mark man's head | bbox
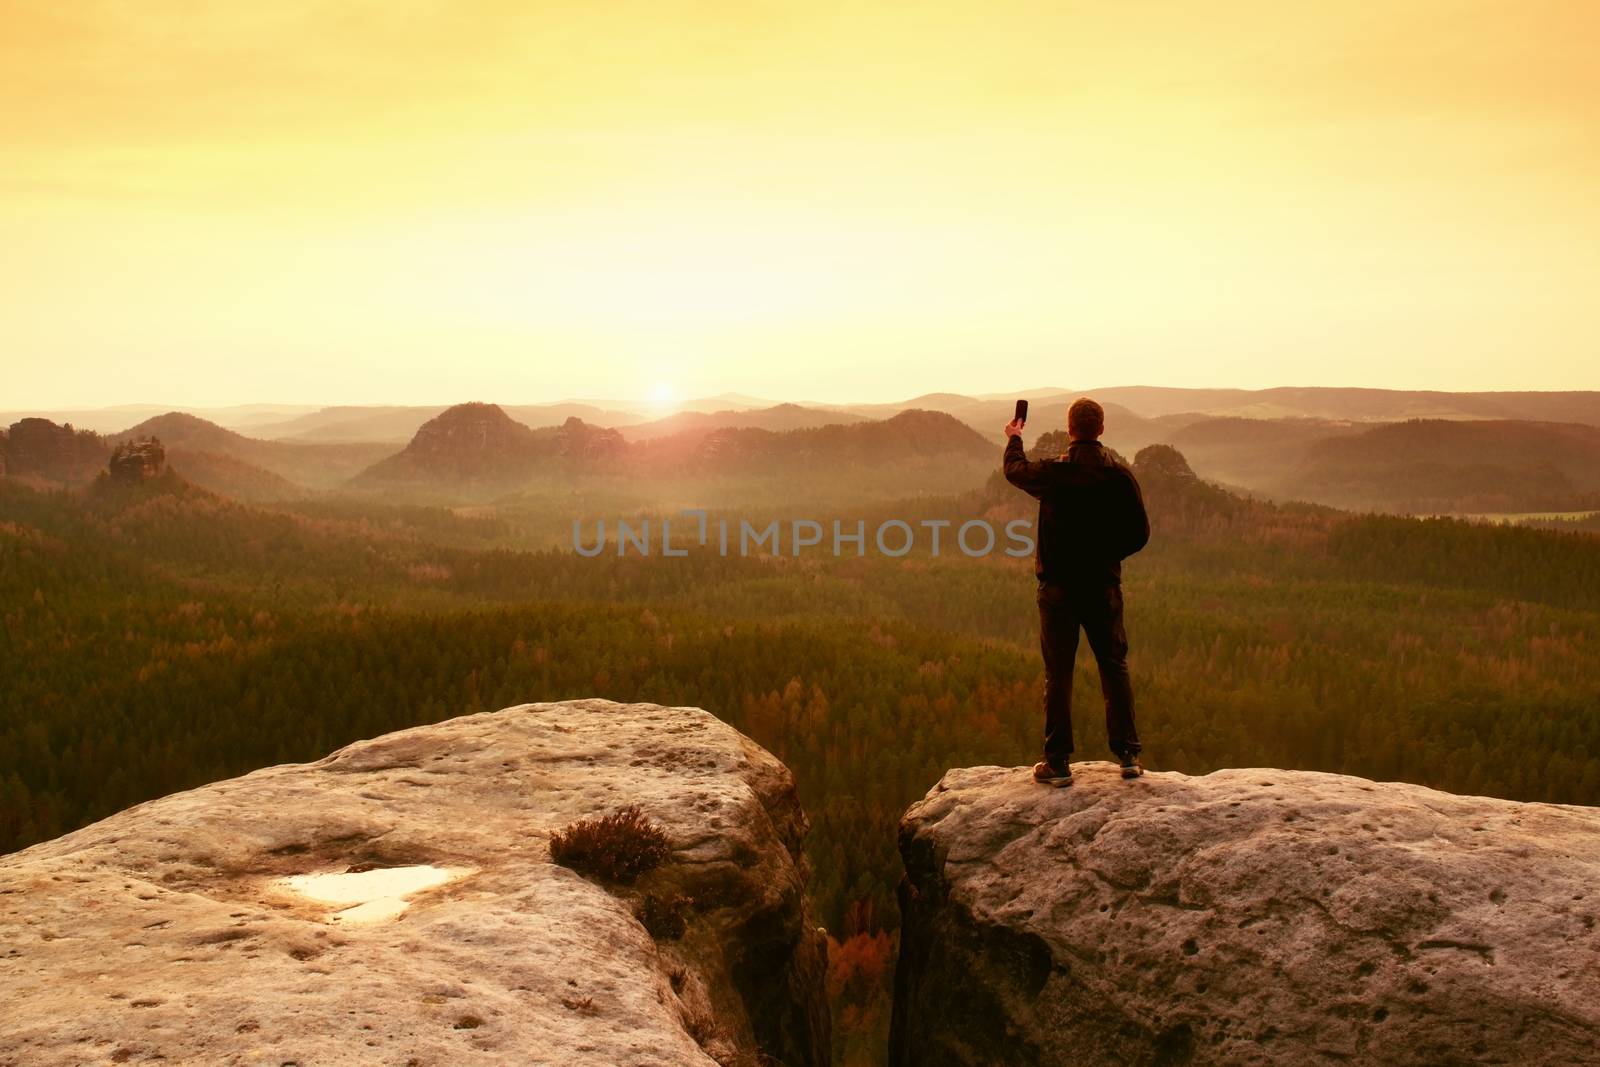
[1067,397,1105,441]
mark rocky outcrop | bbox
[891,762,1600,1067]
[556,416,627,462]
[0,700,830,1066]
[352,402,549,486]
[108,437,167,483]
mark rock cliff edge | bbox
[0,699,830,1066]
[891,762,1600,1066]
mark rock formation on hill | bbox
[891,762,1600,1067]
[351,402,552,486]
[108,437,167,483]
[405,402,539,462]
[556,415,627,461]
[0,700,830,1066]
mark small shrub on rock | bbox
[636,892,694,940]
[548,804,670,883]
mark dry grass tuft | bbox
[548,804,670,884]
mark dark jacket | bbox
[1003,436,1150,585]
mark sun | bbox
[648,382,678,412]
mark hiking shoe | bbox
[1119,752,1144,779]
[1032,760,1073,788]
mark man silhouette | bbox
[1003,397,1149,786]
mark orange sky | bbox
[4,1,1597,407]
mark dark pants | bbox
[1037,579,1139,763]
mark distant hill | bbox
[0,415,302,501]
[159,450,307,502]
[0,404,320,436]
[503,404,646,432]
[1131,443,1248,524]
[1278,419,1600,513]
[246,406,448,443]
[825,392,1166,454]
[354,404,1002,502]
[203,404,326,429]
[1162,417,1368,489]
[2,418,107,486]
[351,402,551,486]
[0,414,298,500]
[0,406,177,435]
[902,392,982,409]
[346,403,636,488]
[251,402,645,442]
[830,393,978,419]
[643,408,992,470]
[620,403,869,442]
[794,408,993,459]
[1085,386,1600,426]
[626,408,999,501]
[24,387,1600,440]
[111,411,258,455]
[667,392,774,413]
[109,412,393,491]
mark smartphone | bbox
[1014,398,1028,425]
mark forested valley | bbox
[4,459,1599,1065]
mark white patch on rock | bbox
[277,864,470,924]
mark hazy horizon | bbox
[10,381,1600,421]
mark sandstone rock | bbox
[556,416,627,462]
[0,700,829,1066]
[353,402,546,487]
[109,437,167,483]
[891,762,1600,1066]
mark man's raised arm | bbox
[1001,419,1050,499]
